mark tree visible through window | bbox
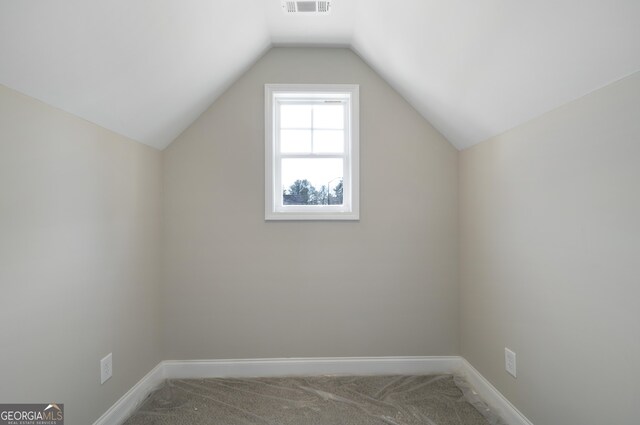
[283,178,344,205]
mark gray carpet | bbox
[124,375,501,425]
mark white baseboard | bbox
[92,362,165,425]
[163,356,461,379]
[459,359,534,425]
[93,356,534,425]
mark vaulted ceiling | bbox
[1,0,639,150]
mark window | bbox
[265,84,359,220]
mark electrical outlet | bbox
[100,353,112,384]
[505,347,516,378]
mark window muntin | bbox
[265,84,359,220]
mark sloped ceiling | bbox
[1,1,639,150]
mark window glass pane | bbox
[313,130,344,153]
[281,158,344,205]
[313,104,344,129]
[280,130,311,153]
[280,104,311,128]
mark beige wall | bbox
[0,85,162,424]
[459,72,640,425]
[162,47,459,359]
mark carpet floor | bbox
[123,374,501,425]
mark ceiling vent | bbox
[281,1,332,14]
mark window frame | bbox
[265,84,359,221]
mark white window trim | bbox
[265,84,359,221]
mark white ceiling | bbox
[1,0,639,150]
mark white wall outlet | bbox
[100,353,113,384]
[505,347,517,378]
